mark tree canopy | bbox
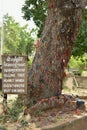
[1,14,34,56]
[22,0,47,37]
[22,0,87,56]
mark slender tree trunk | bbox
[27,0,85,107]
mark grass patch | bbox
[8,100,23,122]
[0,98,23,123]
[63,85,70,91]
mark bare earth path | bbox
[0,88,87,130]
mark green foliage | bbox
[0,115,5,124]
[28,56,33,68]
[3,14,20,54]
[0,126,7,130]
[22,0,47,37]
[17,27,34,56]
[1,14,34,56]
[0,98,23,123]
[73,9,87,56]
[8,100,23,122]
[69,56,87,72]
[21,120,28,126]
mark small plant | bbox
[0,126,7,130]
[0,115,7,124]
[8,99,23,122]
[21,120,28,126]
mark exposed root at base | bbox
[26,94,86,115]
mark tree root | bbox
[28,94,78,115]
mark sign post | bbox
[2,55,28,113]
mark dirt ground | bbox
[0,88,87,130]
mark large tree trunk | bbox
[27,0,85,107]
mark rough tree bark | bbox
[26,0,86,107]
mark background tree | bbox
[22,0,87,56]
[21,0,86,107]
[69,56,87,73]
[72,9,87,56]
[1,14,34,56]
